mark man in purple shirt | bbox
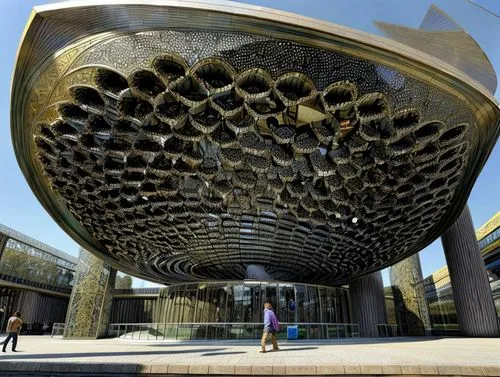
[260,300,280,353]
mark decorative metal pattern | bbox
[31,31,477,285]
[11,1,500,286]
[389,254,431,336]
[64,248,116,338]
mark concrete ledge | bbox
[168,364,190,374]
[189,364,210,374]
[483,367,500,376]
[101,363,124,373]
[420,366,439,375]
[285,365,317,375]
[230,364,249,375]
[209,364,236,375]
[273,365,286,375]
[381,365,402,375]
[251,364,273,375]
[0,361,498,376]
[401,365,421,374]
[150,364,168,374]
[316,365,346,375]
[361,365,384,374]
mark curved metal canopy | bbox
[10,0,499,285]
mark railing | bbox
[114,287,161,295]
[376,324,399,337]
[51,323,65,337]
[108,322,360,340]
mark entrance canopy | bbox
[11,1,500,285]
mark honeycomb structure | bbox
[32,32,473,285]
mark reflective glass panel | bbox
[278,283,296,323]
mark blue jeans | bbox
[2,332,18,351]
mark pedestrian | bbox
[260,300,280,353]
[1,311,23,352]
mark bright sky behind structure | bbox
[0,0,498,288]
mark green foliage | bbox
[115,274,133,289]
[0,247,60,285]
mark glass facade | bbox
[156,281,350,325]
[423,266,500,332]
[110,280,356,340]
[0,238,76,292]
[423,274,459,332]
[0,225,77,331]
[110,280,354,340]
[420,253,500,334]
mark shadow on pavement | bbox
[0,347,226,360]
[201,351,247,356]
[145,336,446,347]
[276,346,319,352]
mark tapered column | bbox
[441,205,500,337]
[349,270,387,337]
[389,253,431,335]
[64,248,116,338]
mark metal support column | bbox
[441,205,500,337]
[349,270,387,337]
[63,248,116,339]
[389,253,432,335]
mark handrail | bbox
[163,280,349,292]
[110,322,358,326]
[108,322,360,340]
[114,288,161,295]
[51,323,65,337]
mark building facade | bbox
[423,212,500,331]
[0,224,77,333]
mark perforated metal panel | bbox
[11,2,500,286]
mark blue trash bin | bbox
[287,325,298,339]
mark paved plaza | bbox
[0,336,499,375]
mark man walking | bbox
[260,300,280,353]
[1,311,23,352]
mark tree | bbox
[0,247,60,286]
[115,274,133,289]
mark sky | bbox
[0,0,498,287]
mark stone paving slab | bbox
[0,336,499,375]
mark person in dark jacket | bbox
[260,300,279,353]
